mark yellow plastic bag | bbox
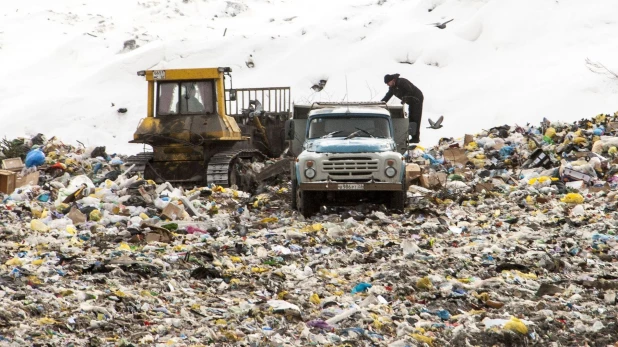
[117,243,132,252]
[251,267,269,273]
[416,277,433,290]
[561,193,584,204]
[465,142,478,151]
[310,293,321,305]
[504,317,528,334]
[5,258,23,266]
[89,210,102,222]
[30,219,49,232]
[37,317,59,325]
[544,127,556,138]
[528,176,549,185]
[412,334,435,346]
[66,225,77,235]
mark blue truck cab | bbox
[285,102,414,217]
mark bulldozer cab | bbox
[128,67,292,187]
[132,67,243,144]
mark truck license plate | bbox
[338,183,364,190]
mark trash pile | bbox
[1,112,618,346]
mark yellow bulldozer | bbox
[126,67,291,191]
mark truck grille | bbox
[322,157,379,176]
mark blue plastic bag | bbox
[351,282,372,294]
[25,149,45,168]
[423,153,444,165]
[499,146,514,158]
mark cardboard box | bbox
[0,170,16,194]
[419,172,447,189]
[475,182,494,193]
[141,223,175,243]
[161,202,185,220]
[2,158,24,170]
[464,134,474,146]
[565,181,585,191]
[405,163,422,186]
[1,157,41,193]
[67,206,87,225]
[562,168,594,184]
[589,182,610,193]
[16,171,40,187]
[443,148,468,166]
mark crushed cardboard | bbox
[443,148,468,166]
[161,202,185,220]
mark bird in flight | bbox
[427,116,444,129]
[429,19,454,29]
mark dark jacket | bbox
[381,76,423,104]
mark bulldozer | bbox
[126,67,291,191]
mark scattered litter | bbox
[1,112,618,345]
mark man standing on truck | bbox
[381,73,424,143]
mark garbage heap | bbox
[0,113,618,347]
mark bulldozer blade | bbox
[256,158,292,182]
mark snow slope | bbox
[1,0,617,154]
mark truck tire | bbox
[291,179,297,209]
[390,190,406,213]
[299,190,318,218]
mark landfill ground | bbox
[2,114,618,347]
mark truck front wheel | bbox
[390,190,406,213]
[291,179,297,209]
[299,190,318,218]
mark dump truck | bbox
[126,67,291,191]
[285,102,416,217]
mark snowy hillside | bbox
[1,0,617,155]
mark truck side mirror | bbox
[229,89,237,101]
[285,119,295,140]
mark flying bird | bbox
[429,19,454,29]
[427,116,444,129]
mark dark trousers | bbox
[408,96,424,142]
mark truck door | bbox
[392,118,411,154]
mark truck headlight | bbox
[385,166,397,178]
[305,168,316,179]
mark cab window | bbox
[157,80,216,116]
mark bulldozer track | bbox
[125,150,273,189]
[124,152,154,177]
[206,149,267,188]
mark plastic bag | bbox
[561,193,584,204]
[25,148,45,168]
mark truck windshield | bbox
[308,116,391,139]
